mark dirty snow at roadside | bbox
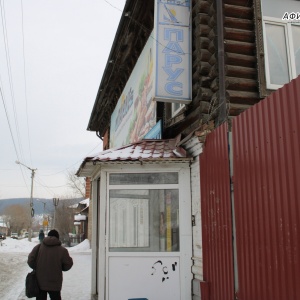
[0,237,91,300]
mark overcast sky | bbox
[0,0,126,200]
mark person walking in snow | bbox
[38,229,45,243]
[27,229,73,300]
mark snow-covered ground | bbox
[0,237,91,300]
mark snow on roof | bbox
[79,198,89,206]
[91,139,190,162]
[68,198,89,209]
[69,203,78,208]
[77,139,192,177]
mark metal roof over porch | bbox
[77,139,193,177]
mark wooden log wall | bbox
[165,0,262,139]
[223,0,260,116]
[88,0,154,135]
[165,0,216,138]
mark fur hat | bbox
[48,229,59,239]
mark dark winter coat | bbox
[27,236,73,291]
[38,231,45,241]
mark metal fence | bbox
[200,76,300,300]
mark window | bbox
[292,24,300,75]
[171,102,185,117]
[108,173,180,252]
[263,18,300,89]
[110,172,178,185]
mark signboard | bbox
[110,35,156,148]
[144,120,162,139]
[154,0,191,103]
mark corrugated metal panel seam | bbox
[232,76,300,300]
[200,123,235,300]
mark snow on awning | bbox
[79,198,89,206]
[68,198,89,209]
[77,139,192,177]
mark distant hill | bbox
[0,198,82,215]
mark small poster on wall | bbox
[109,198,149,248]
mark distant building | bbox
[0,217,8,235]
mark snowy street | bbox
[0,251,28,299]
[0,237,91,300]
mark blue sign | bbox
[144,120,162,139]
[154,0,191,104]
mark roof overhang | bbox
[87,0,154,136]
[77,139,193,178]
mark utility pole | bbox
[53,198,59,229]
[15,160,37,242]
[36,199,47,233]
[43,202,46,232]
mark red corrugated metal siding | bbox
[200,123,234,300]
[232,76,300,300]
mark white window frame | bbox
[263,17,300,90]
[171,102,185,117]
[96,164,192,300]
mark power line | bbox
[33,176,54,197]
[0,0,27,165]
[0,84,19,160]
[104,0,192,55]
[0,82,29,193]
[38,142,102,177]
[20,0,33,165]
[0,0,30,194]
[35,176,69,189]
[103,0,123,12]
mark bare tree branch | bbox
[66,169,85,198]
[3,204,31,234]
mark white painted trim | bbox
[107,252,182,257]
[108,184,179,190]
[91,179,99,296]
[288,23,300,77]
[172,102,185,117]
[102,164,192,299]
[100,163,189,173]
[262,16,300,89]
[178,167,193,299]
[190,156,203,281]
[98,171,107,300]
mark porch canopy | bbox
[77,139,192,177]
